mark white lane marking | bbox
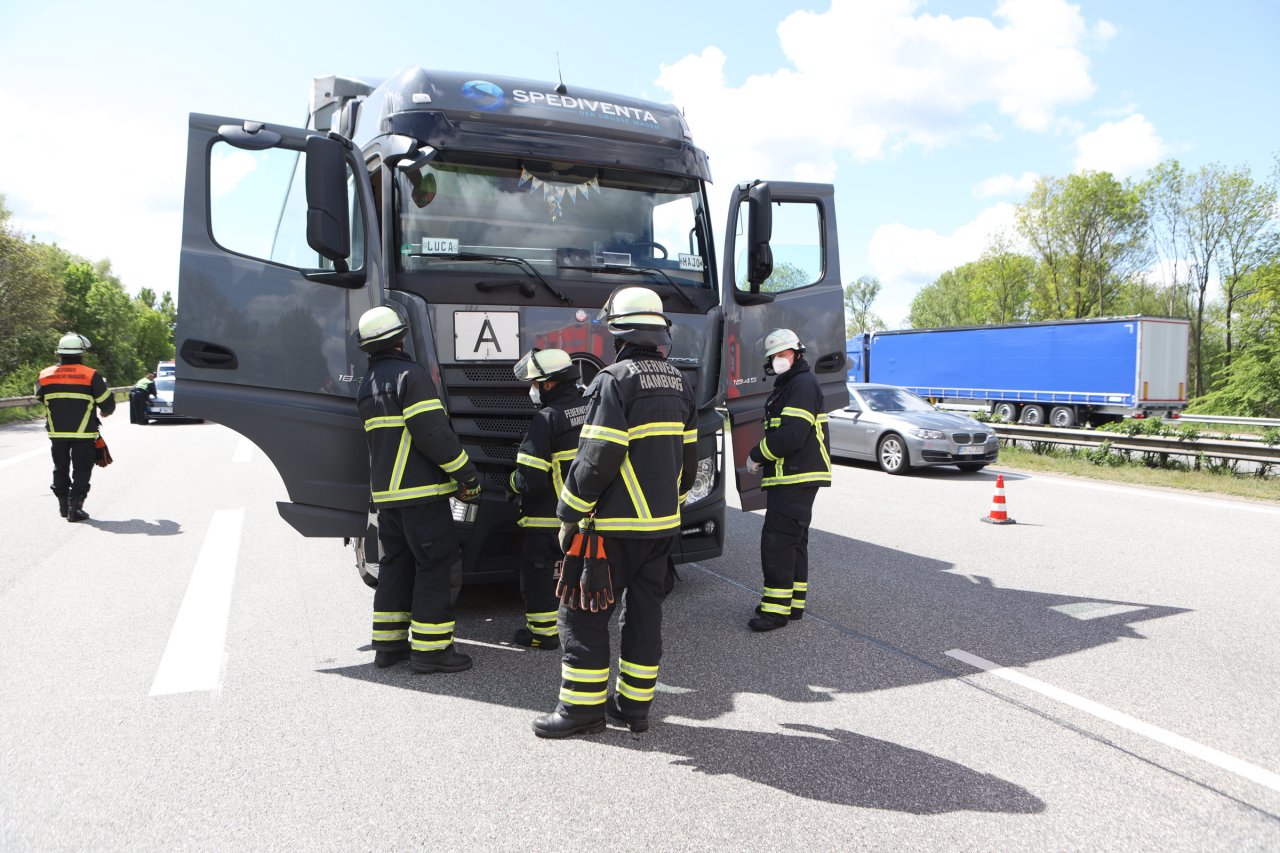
[1000,471,1280,516]
[946,649,1280,795]
[232,437,254,463]
[454,637,525,652]
[150,509,245,696]
[0,447,46,470]
[1050,602,1147,620]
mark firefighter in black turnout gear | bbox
[745,329,832,631]
[36,333,115,522]
[355,306,482,674]
[508,348,586,650]
[532,287,698,739]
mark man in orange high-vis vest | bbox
[35,333,116,522]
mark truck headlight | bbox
[683,456,717,506]
[910,428,946,440]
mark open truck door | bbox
[175,114,381,537]
[720,181,848,511]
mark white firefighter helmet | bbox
[55,333,91,355]
[762,328,804,358]
[514,348,578,383]
[357,305,408,350]
[597,286,670,329]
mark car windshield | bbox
[857,387,935,413]
[155,376,175,394]
[396,156,710,289]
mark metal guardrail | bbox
[991,423,1280,467]
[0,387,131,411]
[1174,414,1280,428]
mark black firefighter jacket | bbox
[509,381,588,529]
[557,348,698,537]
[35,358,115,440]
[357,351,478,507]
[747,357,832,489]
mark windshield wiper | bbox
[415,252,571,304]
[559,264,699,312]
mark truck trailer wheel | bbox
[877,434,911,475]
[1019,404,1046,425]
[993,402,1018,422]
[1049,406,1076,428]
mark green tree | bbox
[0,196,60,376]
[908,264,982,327]
[1215,165,1279,369]
[843,275,886,336]
[972,235,1034,323]
[1189,263,1280,416]
[757,261,812,294]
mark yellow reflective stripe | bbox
[766,418,781,428]
[363,416,405,430]
[528,624,559,636]
[95,388,112,403]
[388,429,412,493]
[517,517,560,528]
[526,611,559,623]
[43,392,94,402]
[581,424,629,446]
[762,472,832,487]
[759,438,777,462]
[562,665,609,682]
[559,688,606,705]
[374,611,411,622]
[620,457,650,519]
[47,431,98,439]
[440,451,470,473]
[372,482,459,502]
[372,630,408,641]
[817,413,829,423]
[517,452,552,471]
[509,470,518,491]
[627,421,684,440]
[403,399,445,419]
[683,428,697,444]
[817,421,832,471]
[763,587,792,598]
[412,638,452,651]
[552,449,577,462]
[792,582,809,592]
[792,599,807,610]
[619,660,658,678]
[560,487,595,513]
[591,514,681,532]
[760,602,791,615]
[781,406,816,424]
[679,492,690,504]
[412,620,455,633]
[616,680,656,701]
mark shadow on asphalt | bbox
[319,506,1188,815]
[82,517,182,536]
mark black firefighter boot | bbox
[53,490,69,519]
[531,709,606,739]
[66,498,89,523]
[605,695,650,734]
[410,645,473,674]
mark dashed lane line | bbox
[0,447,46,470]
[947,648,1280,795]
[150,508,245,697]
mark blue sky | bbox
[1,0,1276,326]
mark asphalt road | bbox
[1,416,1278,850]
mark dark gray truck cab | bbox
[176,67,847,583]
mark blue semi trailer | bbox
[846,316,1191,427]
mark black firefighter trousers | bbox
[371,500,460,657]
[50,438,96,503]
[759,485,819,618]
[558,535,672,719]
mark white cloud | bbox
[0,88,186,296]
[974,171,1040,199]
[867,203,1020,325]
[1073,114,1166,176]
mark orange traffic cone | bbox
[981,474,1016,525]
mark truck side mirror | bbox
[746,182,773,289]
[305,135,351,269]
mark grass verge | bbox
[997,444,1280,504]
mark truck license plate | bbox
[959,445,984,455]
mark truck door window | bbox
[208,140,365,272]
[734,200,822,293]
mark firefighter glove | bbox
[558,520,579,554]
[457,478,482,503]
[94,438,113,468]
[579,531,614,613]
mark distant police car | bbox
[827,383,999,475]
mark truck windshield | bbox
[396,157,710,289]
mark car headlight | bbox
[683,456,717,505]
[910,428,946,440]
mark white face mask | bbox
[772,355,792,376]
[529,385,542,405]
